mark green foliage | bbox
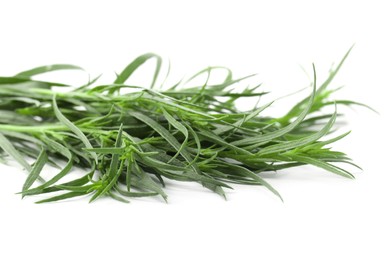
[0,49,367,203]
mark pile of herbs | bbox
[0,50,365,203]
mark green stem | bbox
[31,88,102,101]
[0,124,66,133]
[0,124,108,135]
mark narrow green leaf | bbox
[98,160,125,200]
[114,53,162,89]
[318,45,354,93]
[232,66,317,147]
[197,129,252,155]
[22,148,47,193]
[161,107,189,163]
[131,160,168,201]
[216,163,283,201]
[16,64,83,78]
[258,108,337,155]
[115,186,159,198]
[0,130,44,146]
[107,124,123,179]
[83,147,125,155]
[289,154,355,179]
[0,76,68,87]
[40,163,96,194]
[108,192,129,203]
[283,46,353,120]
[301,131,351,151]
[126,158,132,191]
[0,110,38,125]
[203,182,226,199]
[54,184,94,192]
[41,135,72,159]
[22,157,73,196]
[36,191,88,204]
[214,101,273,135]
[136,155,186,172]
[52,95,97,163]
[0,133,31,171]
[130,111,201,175]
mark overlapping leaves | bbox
[0,48,365,203]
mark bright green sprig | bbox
[0,49,366,203]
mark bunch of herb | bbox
[0,49,367,203]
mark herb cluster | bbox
[0,49,365,203]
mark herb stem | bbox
[0,124,107,135]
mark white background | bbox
[1,1,389,259]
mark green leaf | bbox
[115,186,159,198]
[258,108,337,155]
[197,129,252,155]
[0,130,43,146]
[52,95,97,163]
[40,164,96,194]
[216,162,283,201]
[16,64,83,78]
[20,136,74,196]
[89,125,125,202]
[283,46,353,120]
[126,158,132,191]
[161,107,189,163]
[83,147,125,155]
[0,133,31,171]
[232,66,317,147]
[301,131,351,151]
[101,125,124,182]
[136,155,186,172]
[90,160,125,203]
[131,160,168,201]
[22,156,73,196]
[36,191,88,204]
[22,148,48,193]
[0,76,68,87]
[214,101,273,135]
[41,135,72,159]
[0,110,38,125]
[108,192,129,203]
[203,182,226,199]
[114,53,162,89]
[318,45,354,93]
[130,110,201,175]
[289,154,355,179]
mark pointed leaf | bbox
[22,148,47,193]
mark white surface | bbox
[1,1,389,260]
